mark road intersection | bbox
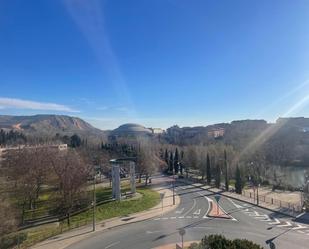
[67,178,309,249]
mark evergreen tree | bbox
[70,134,81,148]
[224,150,229,191]
[215,163,221,188]
[206,153,211,185]
[174,148,179,174]
[169,151,174,172]
[180,150,184,160]
[0,129,27,145]
[235,166,242,194]
[180,150,184,175]
[164,149,169,165]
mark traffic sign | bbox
[179,228,186,236]
[160,192,165,200]
[176,244,182,249]
[215,194,221,203]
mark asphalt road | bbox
[67,179,309,249]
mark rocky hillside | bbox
[0,114,107,142]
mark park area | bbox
[0,184,160,249]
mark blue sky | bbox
[1,0,309,129]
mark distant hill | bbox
[0,114,107,142]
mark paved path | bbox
[31,176,180,249]
[65,178,309,249]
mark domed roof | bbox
[112,123,152,135]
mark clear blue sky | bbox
[1,0,309,129]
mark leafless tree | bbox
[0,192,18,235]
[136,139,164,185]
[1,147,51,223]
[48,149,91,223]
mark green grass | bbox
[9,187,160,249]
[229,179,236,186]
[67,187,160,227]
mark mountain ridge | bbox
[0,114,107,142]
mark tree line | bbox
[161,144,246,194]
[0,129,27,146]
[0,147,93,232]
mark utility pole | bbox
[249,161,260,206]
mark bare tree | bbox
[0,192,18,236]
[136,140,163,185]
[2,147,51,223]
[48,149,91,224]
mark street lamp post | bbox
[92,167,96,232]
[256,183,259,206]
[172,155,175,205]
[250,162,260,206]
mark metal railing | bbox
[241,189,302,214]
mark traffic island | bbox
[207,199,232,219]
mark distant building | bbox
[207,128,225,138]
[150,128,164,134]
[110,123,152,137]
[0,144,68,158]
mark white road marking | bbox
[227,198,243,209]
[278,221,292,228]
[170,216,176,219]
[175,208,184,214]
[105,241,120,249]
[195,192,211,218]
[291,224,308,230]
[193,209,201,215]
[181,198,197,218]
[146,230,161,234]
[254,214,272,222]
[268,218,280,225]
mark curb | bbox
[207,201,232,220]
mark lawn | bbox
[2,186,160,249]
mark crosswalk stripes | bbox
[236,203,309,235]
[268,218,280,225]
[291,224,307,230]
[277,221,292,228]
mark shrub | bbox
[188,234,263,249]
[0,232,27,249]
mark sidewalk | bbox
[31,186,180,249]
[153,241,198,249]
